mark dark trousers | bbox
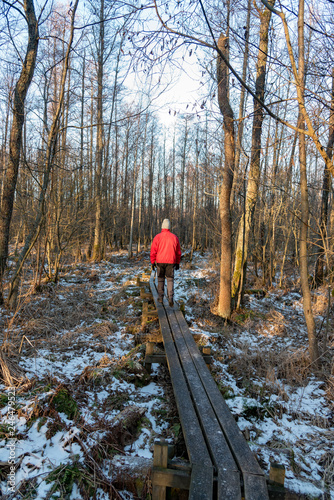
[157,263,174,300]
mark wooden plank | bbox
[244,473,270,500]
[144,342,155,373]
[174,308,264,475]
[134,332,206,345]
[153,440,168,468]
[142,302,148,326]
[149,275,214,485]
[140,288,153,299]
[189,464,213,500]
[145,353,211,364]
[269,463,285,486]
[173,308,269,499]
[217,469,242,500]
[152,467,191,490]
[152,441,168,500]
[164,302,241,500]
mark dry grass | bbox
[6,288,99,343]
[77,354,113,383]
[87,322,119,338]
[0,350,28,387]
[227,341,313,389]
[263,309,287,336]
[320,451,334,490]
[312,287,331,316]
[326,376,334,411]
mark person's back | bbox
[150,219,181,306]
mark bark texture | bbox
[297,0,320,365]
[0,0,39,299]
[216,34,235,319]
[231,0,274,301]
[315,68,334,284]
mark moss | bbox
[135,477,145,497]
[231,249,244,298]
[172,423,181,437]
[232,308,265,325]
[46,460,95,499]
[51,387,79,420]
[0,423,13,439]
[0,394,8,408]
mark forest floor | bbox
[0,250,333,500]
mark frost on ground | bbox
[0,250,333,499]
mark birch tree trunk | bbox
[0,0,39,303]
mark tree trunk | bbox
[231,0,274,301]
[0,0,39,302]
[231,0,251,209]
[297,0,320,366]
[93,0,105,261]
[314,68,334,284]
[7,0,79,308]
[216,33,235,320]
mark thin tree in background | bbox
[297,0,320,365]
[315,69,334,284]
[92,0,105,261]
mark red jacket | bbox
[150,229,181,265]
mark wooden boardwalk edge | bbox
[149,274,214,499]
[149,272,270,500]
[173,306,265,477]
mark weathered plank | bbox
[152,468,191,490]
[165,302,241,500]
[189,464,214,500]
[150,272,269,500]
[144,353,211,365]
[244,473,270,500]
[173,307,269,499]
[152,440,169,500]
[149,274,214,498]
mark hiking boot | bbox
[158,297,163,304]
[168,299,174,307]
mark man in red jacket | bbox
[150,219,181,307]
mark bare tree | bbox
[315,69,334,284]
[231,0,274,303]
[7,0,80,308]
[0,0,39,303]
[216,31,235,319]
[298,0,320,365]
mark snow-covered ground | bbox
[0,250,333,499]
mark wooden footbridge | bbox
[142,272,270,500]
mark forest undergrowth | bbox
[0,249,333,499]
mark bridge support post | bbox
[202,346,211,369]
[152,439,168,500]
[145,342,155,373]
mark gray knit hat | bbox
[162,219,171,230]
